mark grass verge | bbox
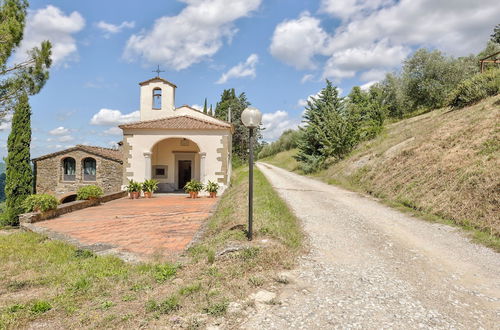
[0,166,302,329]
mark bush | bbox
[448,69,500,109]
[125,180,142,192]
[77,185,103,200]
[22,194,59,212]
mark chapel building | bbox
[119,76,233,193]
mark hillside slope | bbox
[263,95,500,238]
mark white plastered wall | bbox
[140,81,176,121]
[123,129,231,193]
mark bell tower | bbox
[139,68,176,121]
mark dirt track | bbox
[241,163,500,329]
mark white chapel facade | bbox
[119,76,233,193]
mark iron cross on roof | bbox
[152,65,165,78]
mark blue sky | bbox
[0,0,498,159]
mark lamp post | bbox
[241,106,263,241]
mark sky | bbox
[0,0,498,159]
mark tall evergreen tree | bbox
[203,98,207,114]
[214,88,262,160]
[208,104,213,116]
[3,92,32,225]
[295,80,357,172]
[0,172,6,202]
[491,24,500,44]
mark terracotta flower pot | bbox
[209,192,217,198]
[188,191,194,199]
[193,191,199,198]
[131,191,140,199]
[144,191,152,198]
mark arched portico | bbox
[145,137,205,192]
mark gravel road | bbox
[241,163,500,329]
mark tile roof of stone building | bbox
[32,145,123,163]
[118,115,233,131]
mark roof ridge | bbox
[119,114,232,129]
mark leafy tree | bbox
[346,86,386,141]
[3,92,32,225]
[215,88,262,160]
[0,172,6,202]
[491,24,500,44]
[295,80,357,172]
[0,0,52,118]
[203,98,207,114]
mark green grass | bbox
[0,166,303,329]
[260,149,300,173]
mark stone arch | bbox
[147,137,202,192]
[60,193,77,204]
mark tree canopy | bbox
[0,0,52,118]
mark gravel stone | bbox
[239,163,500,329]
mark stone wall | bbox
[35,150,123,200]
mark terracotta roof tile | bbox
[33,145,123,163]
[118,115,232,130]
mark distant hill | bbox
[0,162,5,174]
[262,95,500,239]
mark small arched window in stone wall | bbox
[83,157,96,181]
[153,88,162,109]
[62,157,76,181]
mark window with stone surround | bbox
[83,157,96,181]
[62,157,76,181]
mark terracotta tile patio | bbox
[31,195,218,260]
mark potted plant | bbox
[22,194,59,213]
[77,185,103,201]
[126,180,142,199]
[142,179,159,198]
[205,180,219,198]
[184,180,203,198]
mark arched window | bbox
[153,88,162,109]
[62,157,76,181]
[82,157,96,181]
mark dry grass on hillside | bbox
[323,95,500,236]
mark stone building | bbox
[32,145,123,202]
[119,76,233,192]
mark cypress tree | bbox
[203,98,207,114]
[3,92,32,225]
[208,104,213,116]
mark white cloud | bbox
[270,12,330,70]
[216,54,258,84]
[96,20,135,38]
[360,69,387,82]
[123,0,261,70]
[90,109,140,126]
[297,91,321,108]
[301,74,314,84]
[191,104,203,111]
[323,40,410,81]
[320,0,394,21]
[262,110,299,141]
[15,5,85,65]
[271,0,500,82]
[0,113,13,131]
[103,127,123,135]
[57,135,74,142]
[49,126,69,135]
[360,80,378,91]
